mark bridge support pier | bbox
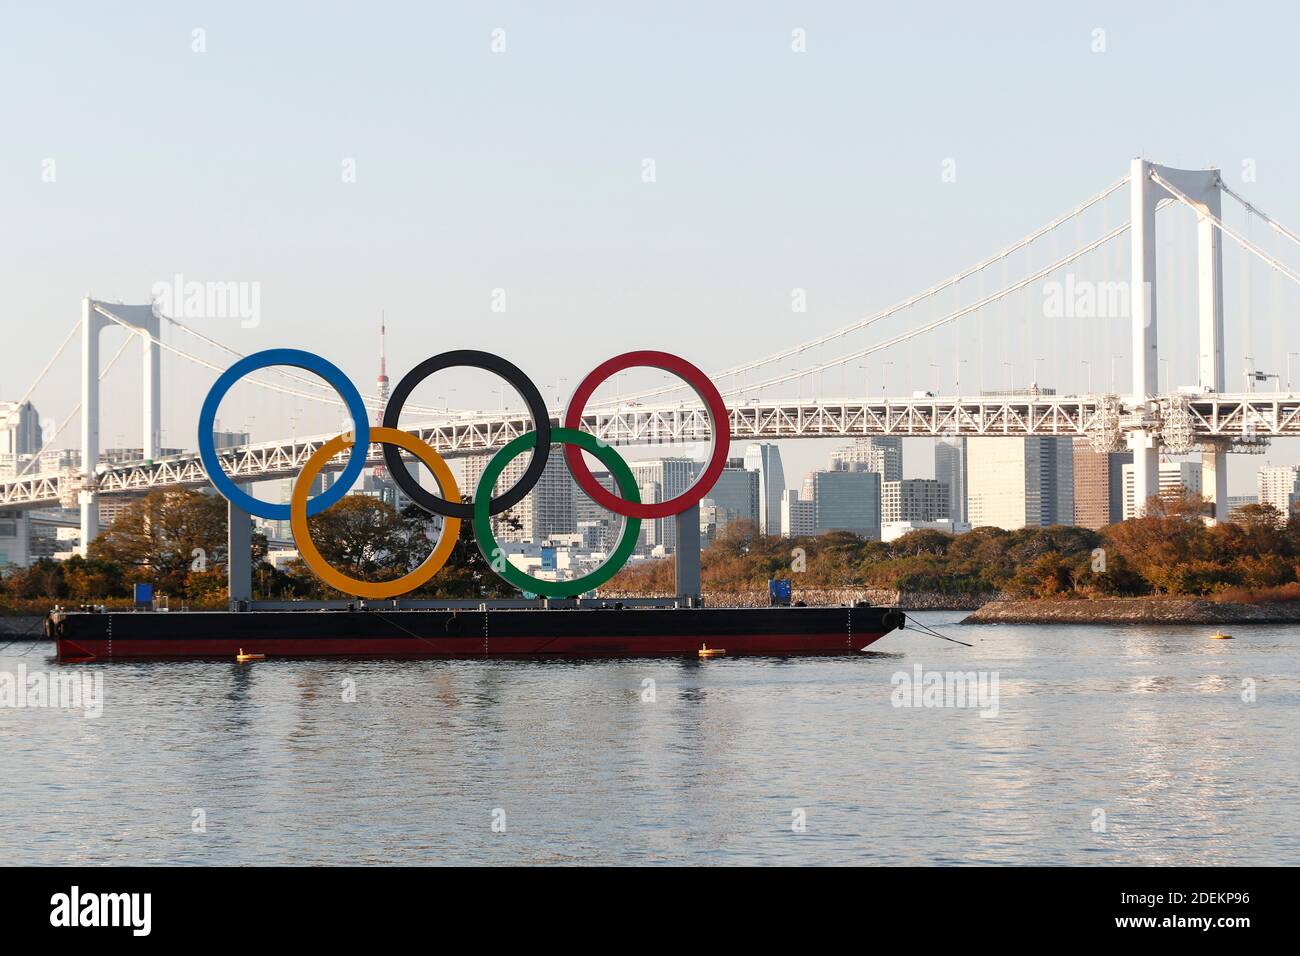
[1202,448,1227,522]
[675,504,701,605]
[228,498,252,610]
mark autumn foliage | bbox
[611,493,1300,601]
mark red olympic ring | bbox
[564,350,731,520]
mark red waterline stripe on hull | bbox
[58,631,890,661]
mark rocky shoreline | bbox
[963,597,1300,625]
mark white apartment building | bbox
[881,478,949,523]
[1121,460,1203,519]
[780,488,815,537]
[1257,465,1300,522]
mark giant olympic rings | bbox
[198,348,728,598]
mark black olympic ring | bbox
[381,350,552,519]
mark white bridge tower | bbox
[79,299,161,552]
[1128,159,1226,520]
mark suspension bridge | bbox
[5,158,1300,554]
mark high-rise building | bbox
[742,443,786,535]
[967,436,1074,530]
[1257,465,1300,522]
[631,458,697,553]
[0,400,41,458]
[1121,460,1203,519]
[828,437,902,482]
[881,479,949,523]
[810,470,881,539]
[574,468,620,548]
[968,387,1073,530]
[780,488,815,537]
[700,459,760,536]
[934,437,967,524]
[1072,439,1131,530]
[463,448,577,544]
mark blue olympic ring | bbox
[197,348,370,520]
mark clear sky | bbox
[3,1,1299,492]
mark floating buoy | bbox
[698,644,726,658]
[1209,631,1233,640]
[235,648,266,662]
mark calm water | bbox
[2,613,1298,865]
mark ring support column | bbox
[228,497,252,610]
[675,503,701,605]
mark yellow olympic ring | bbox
[290,426,461,599]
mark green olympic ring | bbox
[473,427,641,598]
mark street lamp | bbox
[956,358,969,396]
[1001,362,1013,389]
[1081,359,1091,394]
[929,363,940,395]
[1032,356,1045,385]
[882,361,895,398]
[1287,353,1299,392]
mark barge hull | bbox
[50,606,903,661]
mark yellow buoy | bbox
[698,644,726,659]
[235,648,266,662]
[1209,631,1233,640]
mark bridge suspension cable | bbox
[1219,178,1300,255]
[1151,171,1300,290]
[714,212,1142,398]
[605,174,1131,405]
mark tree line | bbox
[0,488,517,610]
[611,494,1300,602]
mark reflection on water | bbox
[2,615,1298,865]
